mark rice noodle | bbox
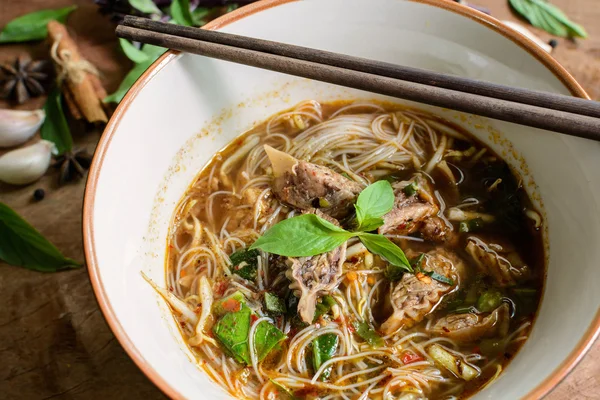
[156,100,541,400]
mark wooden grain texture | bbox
[0,0,598,399]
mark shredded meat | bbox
[378,175,452,243]
[286,209,346,323]
[380,249,466,335]
[428,303,510,342]
[465,236,529,287]
[265,145,362,218]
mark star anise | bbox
[53,148,93,185]
[0,55,51,104]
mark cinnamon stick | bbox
[47,21,108,123]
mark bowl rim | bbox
[83,0,598,399]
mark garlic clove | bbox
[0,109,46,148]
[0,140,56,185]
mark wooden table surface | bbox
[0,0,599,398]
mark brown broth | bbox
[165,100,545,399]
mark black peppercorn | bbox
[33,188,45,201]
[548,39,558,49]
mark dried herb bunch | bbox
[1,55,52,104]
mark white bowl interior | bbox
[90,0,600,398]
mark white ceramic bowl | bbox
[83,0,600,398]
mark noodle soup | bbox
[159,101,544,399]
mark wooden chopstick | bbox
[122,15,600,119]
[115,19,600,142]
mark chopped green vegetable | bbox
[452,305,478,314]
[477,290,503,312]
[314,295,336,321]
[213,305,252,364]
[465,282,481,305]
[429,272,454,285]
[264,292,286,316]
[402,181,419,197]
[511,287,538,317]
[230,248,260,280]
[459,218,484,233]
[318,197,331,208]
[428,344,479,381]
[270,379,298,400]
[213,304,286,365]
[312,333,339,380]
[213,291,246,317]
[353,321,384,348]
[411,254,426,271]
[253,320,287,361]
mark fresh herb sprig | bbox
[250,181,412,271]
[509,0,587,38]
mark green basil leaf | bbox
[355,181,394,231]
[40,88,73,155]
[170,0,195,26]
[119,38,149,63]
[356,217,384,233]
[312,333,339,380]
[104,45,165,104]
[0,6,76,43]
[509,0,587,38]
[352,321,384,348]
[264,292,286,316]
[213,305,252,364]
[0,202,80,272]
[129,0,162,15]
[253,320,286,361]
[358,233,411,271]
[230,248,259,280]
[250,214,353,257]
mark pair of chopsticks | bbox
[116,15,600,142]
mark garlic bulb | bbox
[0,140,56,185]
[0,109,46,148]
